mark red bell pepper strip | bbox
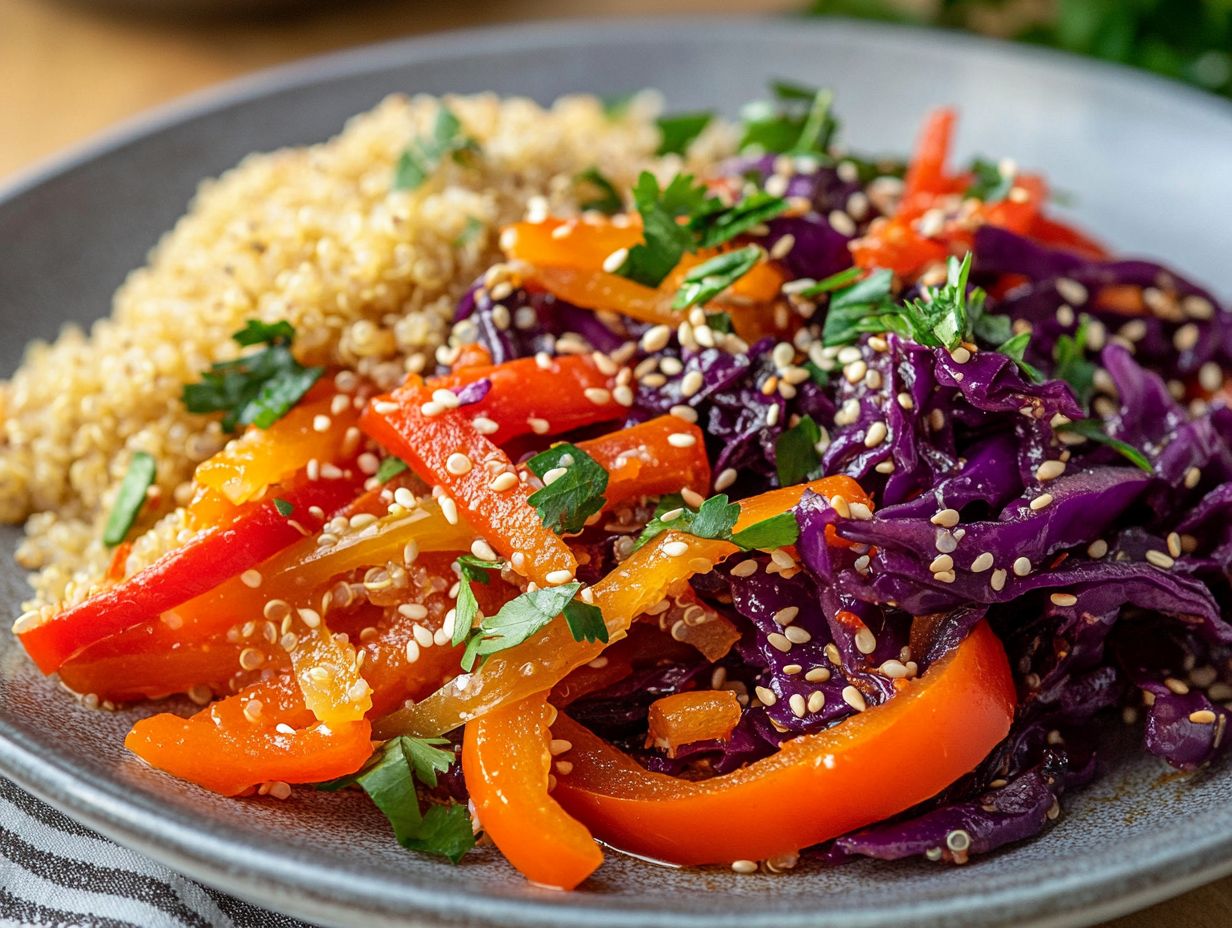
[463,694,603,890]
[18,468,364,674]
[550,621,1015,865]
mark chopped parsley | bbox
[690,191,788,249]
[656,112,714,156]
[800,265,862,299]
[1053,316,1097,407]
[102,451,156,547]
[452,577,480,647]
[317,736,474,863]
[672,245,763,310]
[376,456,409,483]
[819,269,898,346]
[964,157,1015,203]
[455,553,503,584]
[393,106,478,191]
[526,443,609,535]
[454,216,483,247]
[1058,419,1153,473]
[615,172,712,288]
[997,331,1044,382]
[273,498,294,517]
[635,492,799,552]
[563,598,609,644]
[775,414,824,487]
[739,81,839,155]
[461,582,584,671]
[575,167,623,215]
[182,320,323,432]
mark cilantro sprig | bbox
[615,173,713,288]
[318,736,474,863]
[183,320,323,432]
[526,443,609,535]
[394,106,478,191]
[459,581,609,671]
[102,452,156,547]
[634,492,800,552]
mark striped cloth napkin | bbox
[0,778,311,928]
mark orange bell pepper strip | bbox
[17,467,365,675]
[550,620,1015,865]
[451,342,494,371]
[575,416,711,506]
[646,587,742,662]
[125,674,373,796]
[377,476,867,738]
[900,107,962,216]
[291,624,373,726]
[463,694,604,890]
[646,690,742,757]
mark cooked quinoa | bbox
[0,91,732,616]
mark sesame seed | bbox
[445,452,473,475]
[1167,532,1182,558]
[864,421,888,448]
[1029,493,1054,511]
[545,569,574,585]
[420,401,445,417]
[730,559,758,578]
[298,608,321,629]
[405,639,421,663]
[830,495,851,519]
[542,466,569,486]
[731,860,758,874]
[663,541,690,558]
[755,685,777,706]
[398,603,428,620]
[842,686,867,711]
[714,468,738,492]
[240,569,263,589]
[784,626,812,644]
[613,385,635,406]
[243,700,264,723]
[527,417,550,434]
[641,325,672,352]
[535,351,553,370]
[602,248,629,273]
[844,359,868,383]
[239,648,265,671]
[767,633,793,653]
[372,400,399,415]
[807,691,826,713]
[412,624,434,648]
[1050,592,1078,607]
[471,539,498,561]
[805,667,831,683]
[970,552,994,573]
[773,606,799,626]
[439,496,459,525]
[879,659,909,679]
[1056,278,1088,305]
[950,346,971,364]
[584,387,612,405]
[667,432,697,448]
[1012,557,1032,577]
[1164,678,1190,695]
[1185,466,1202,489]
[489,472,518,492]
[1036,460,1066,481]
[473,416,499,435]
[930,554,954,574]
[1087,539,1108,559]
[1146,550,1175,569]
[931,509,960,528]
[680,370,704,398]
[1189,709,1218,724]
[770,548,797,569]
[990,569,1008,592]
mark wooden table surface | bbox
[0,0,1228,924]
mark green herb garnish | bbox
[691,191,788,249]
[526,443,609,535]
[452,577,480,647]
[775,414,824,487]
[819,268,899,346]
[800,265,862,299]
[394,106,478,191]
[454,216,483,247]
[460,582,583,671]
[635,492,799,552]
[657,112,714,155]
[318,736,474,863]
[1053,316,1097,407]
[563,598,609,644]
[182,320,323,432]
[455,553,503,584]
[376,456,409,484]
[739,81,839,155]
[672,245,763,310]
[964,157,1015,203]
[575,167,623,215]
[1058,419,1153,473]
[273,498,294,517]
[615,172,713,288]
[731,512,800,550]
[996,331,1044,382]
[102,451,156,547]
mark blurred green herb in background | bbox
[808,0,1232,100]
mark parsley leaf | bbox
[740,82,839,155]
[997,331,1045,382]
[964,157,1015,203]
[103,451,156,547]
[706,311,734,333]
[460,582,581,671]
[318,736,474,863]
[273,498,294,517]
[526,443,609,535]
[672,245,763,310]
[575,167,622,214]
[563,599,609,644]
[452,578,480,647]
[1053,316,1097,407]
[820,268,898,346]
[775,414,824,486]
[688,493,743,539]
[1058,419,1153,473]
[182,320,323,432]
[800,265,862,298]
[454,216,483,247]
[657,112,714,155]
[691,191,788,249]
[376,456,409,483]
[615,172,713,288]
[901,252,983,350]
[455,553,503,585]
[394,106,478,191]
[731,511,800,550]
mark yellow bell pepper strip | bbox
[17,467,365,675]
[550,621,1015,865]
[290,624,373,726]
[645,690,743,757]
[375,475,872,739]
[462,694,603,890]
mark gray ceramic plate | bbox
[2,16,1232,928]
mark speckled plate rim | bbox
[3,16,1232,928]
